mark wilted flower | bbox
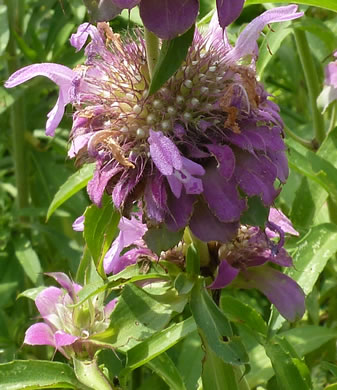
[83,0,244,39]
[5,6,303,243]
[24,272,116,358]
[209,208,305,322]
[317,51,337,112]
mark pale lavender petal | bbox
[167,174,183,198]
[139,0,199,40]
[70,23,95,51]
[224,5,303,63]
[35,287,63,317]
[24,323,56,347]
[68,133,92,158]
[326,61,337,87]
[72,215,85,232]
[209,260,240,289]
[216,0,244,28]
[54,330,78,347]
[268,208,299,236]
[104,298,118,317]
[46,272,81,300]
[207,10,226,51]
[242,266,305,322]
[148,130,182,175]
[317,85,337,113]
[5,63,76,136]
[111,248,153,274]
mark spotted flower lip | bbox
[209,208,305,322]
[24,272,116,358]
[5,6,303,243]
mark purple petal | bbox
[268,208,299,236]
[54,331,78,347]
[209,260,240,289]
[241,266,305,322]
[139,0,199,40]
[267,150,289,183]
[84,0,122,22]
[165,191,195,231]
[148,130,182,175]
[167,174,183,198]
[5,63,76,136]
[68,133,92,158]
[224,5,303,63]
[216,0,244,28]
[112,0,140,8]
[24,323,56,347]
[111,247,153,274]
[35,287,63,317]
[46,272,82,300]
[72,215,85,232]
[144,174,167,222]
[104,298,118,317]
[189,199,239,243]
[202,163,246,223]
[206,144,235,180]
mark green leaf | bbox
[201,332,240,390]
[92,283,185,350]
[125,316,196,371]
[84,195,120,269]
[0,360,89,390]
[148,25,195,96]
[287,224,337,295]
[240,196,269,227]
[245,0,337,13]
[280,326,337,357]
[257,21,293,78]
[190,279,248,365]
[0,5,9,56]
[321,361,337,378]
[220,293,267,339]
[174,273,195,295]
[265,337,312,390]
[143,225,184,256]
[18,286,46,301]
[14,236,44,286]
[46,163,95,220]
[146,353,187,390]
[186,243,200,275]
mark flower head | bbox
[209,208,305,322]
[5,6,303,243]
[24,272,116,358]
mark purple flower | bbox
[318,51,337,112]
[103,214,156,274]
[83,0,243,39]
[5,6,303,243]
[24,272,116,358]
[209,208,305,322]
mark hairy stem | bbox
[144,27,159,79]
[5,0,29,215]
[294,29,325,145]
[284,125,317,150]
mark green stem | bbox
[144,27,159,79]
[293,29,325,145]
[284,125,317,150]
[73,358,114,390]
[184,228,210,267]
[6,0,29,215]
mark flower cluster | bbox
[5,5,303,244]
[24,273,116,358]
[210,208,305,322]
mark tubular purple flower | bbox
[5,64,77,136]
[209,208,305,322]
[24,272,117,358]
